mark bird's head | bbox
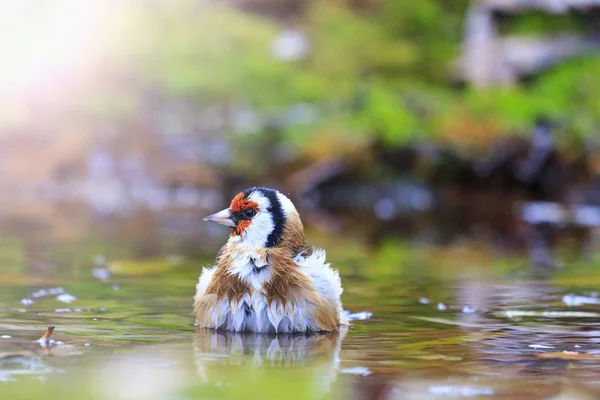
[203,187,300,248]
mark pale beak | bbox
[203,209,236,227]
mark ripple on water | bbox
[344,311,373,321]
[3,246,600,399]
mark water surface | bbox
[2,230,600,399]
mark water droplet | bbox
[462,306,477,314]
[56,293,76,304]
[341,367,371,376]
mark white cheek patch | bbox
[238,191,274,248]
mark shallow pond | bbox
[2,228,600,399]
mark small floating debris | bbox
[528,344,555,350]
[93,267,110,281]
[56,293,77,304]
[497,310,600,318]
[1,335,12,339]
[54,308,72,313]
[344,311,373,321]
[437,303,447,311]
[32,289,48,298]
[419,297,430,305]
[38,326,55,347]
[112,284,120,291]
[462,306,477,314]
[562,294,600,307]
[341,367,371,376]
[21,298,34,306]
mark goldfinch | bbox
[194,187,348,332]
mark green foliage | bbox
[306,3,418,94]
[107,0,468,149]
[498,11,588,35]
[67,0,600,153]
[126,1,425,108]
[132,3,286,103]
[350,82,422,146]
[378,0,470,81]
[452,56,600,141]
[534,56,600,138]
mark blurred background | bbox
[1,0,600,263]
[3,1,600,398]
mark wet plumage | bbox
[194,187,347,332]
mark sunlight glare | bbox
[0,1,111,95]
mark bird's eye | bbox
[244,209,256,218]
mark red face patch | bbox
[229,193,259,237]
[232,220,252,237]
[230,193,259,213]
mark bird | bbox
[194,187,348,333]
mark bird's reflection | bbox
[193,326,347,391]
